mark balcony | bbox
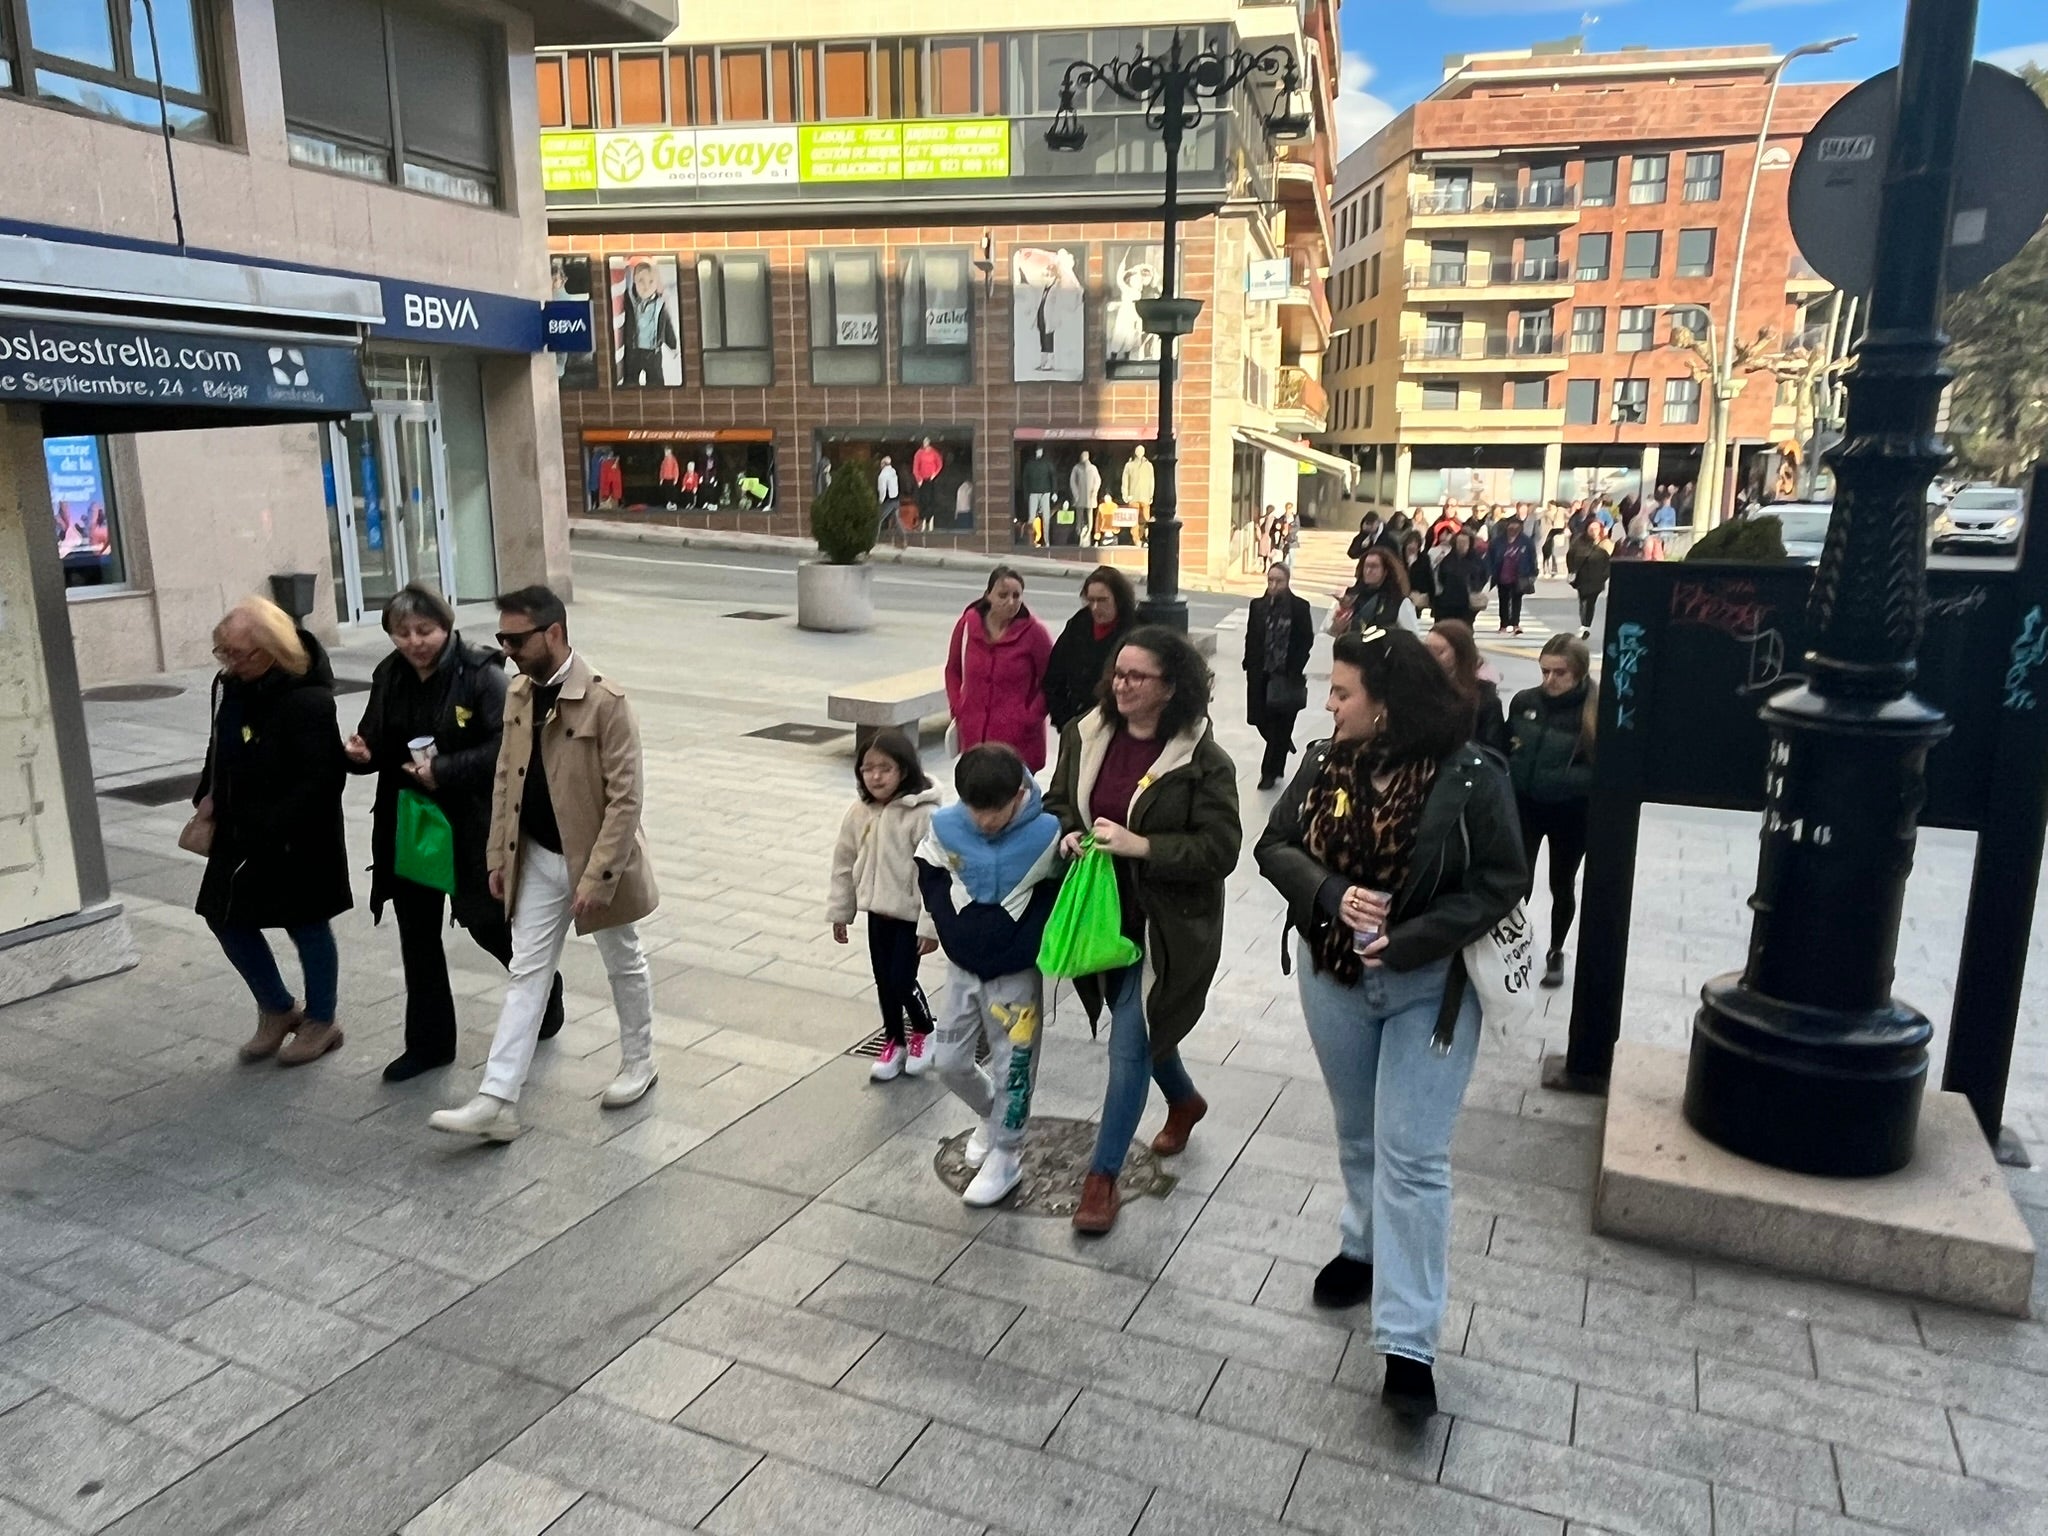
[1408,184,1580,229]
[1400,334,1568,373]
[1396,405,1566,444]
[1403,259,1574,304]
[1787,254,1831,293]
[1276,366,1328,432]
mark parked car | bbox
[1931,485,2026,556]
[1749,502,1833,563]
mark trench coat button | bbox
[603,870,614,880]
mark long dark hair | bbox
[1332,629,1469,763]
[1080,565,1137,626]
[856,726,932,804]
[1097,624,1213,741]
[1357,545,1410,599]
[1428,618,1485,704]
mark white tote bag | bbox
[1461,903,1537,1033]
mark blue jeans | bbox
[1091,963,1199,1176]
[1295,944,1480,1364]
[210,921,339,1024]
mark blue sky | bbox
[1336,0,2048,152]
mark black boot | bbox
[381,1051,453,1083]
[537,974,566,1040]
[1382,1355,1438,1421]
[1312,1253,1374,1309]
[1541,950,1565,989]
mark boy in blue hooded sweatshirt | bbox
[916,742,1064,1206]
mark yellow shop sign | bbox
[543,119,1010,194]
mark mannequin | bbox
[913,436,944,532]
[1069,451,1102,519]
[1121,445,1154,532]
[1020,446,1055,544]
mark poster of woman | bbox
[1103,242,1165,379]
[1011,245,1086,383]
[608,254,683,387]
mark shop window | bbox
[617,53,665,125]
[828,428,975,534]
[821,42,871,118]
[1565,378,1599,425]
[697,254,775,388]
[46,436,126,591]
[587,434,778,515]
[808,250,884,385]
[11,0,220,138]
[721,48,769,121]
[901,248,973,385]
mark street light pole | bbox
[1683,0,1974,1176]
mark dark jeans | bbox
[1498,587,1525,630]
[1093,963,1200,1176]
[210,920,338,1024]
[1578,592,1600,630]
[867,913,933,1044]
[1517,795,1590,955]
[393,878,514,1063]
[1258,709,1301,782]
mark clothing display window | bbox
[585,432,776,513]
[1011,434,1155,549]
[815,427,974,532]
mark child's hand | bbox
[917,937,938,957]
[832,922,849,944]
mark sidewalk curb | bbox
[571,519,1090,582]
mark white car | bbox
[1932,485,2026,555]
[1750,502,1833,563]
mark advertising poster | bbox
[550,255,597,390]
[45,435,117,583]
[608,254,682,387]
[1012,244,1086,383]
[1104,241,1166,379]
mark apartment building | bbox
[1319,40,1849,518]
[538,0,1346,583]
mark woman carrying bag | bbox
[1246,563,1315,789]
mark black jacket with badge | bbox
[1243,591,1314,730]
[350,633,507,927]
[1043,608,1132,732]
[1506,683,1594,805]
[194,632,352,931]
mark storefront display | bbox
[815,427,974,531]
[1012,429,1154,548]
[585,429,776,513]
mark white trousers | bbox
[481,841,653,1103]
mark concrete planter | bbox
[796,559,875,633]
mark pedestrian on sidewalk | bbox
[197,597,352,1068]
[1423,620,1508,756]
[1255,628,1527,1422]
[344,584,563,1082]
[1340,547,1421,636]
[1043,565,1137,734]
[431,586,660,1143]
[914,744,1063,1207]
[1429,531,1490,628]
[1507,636,1598,992]
[944,567,1053,771]
[1402,532,1435,618]
[1246,564,1315,789]
[1345,510,1383,562]
[1569,523,1612,638]
[877,456,903,547]
[830,729,942,1083]
[1487,514,1538,636]
[1046,628,1242,1235]
[1542,501,1569,578]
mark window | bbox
[1612,377,1649,424]
[1366,318,1377,364]
[280,0,502,206]
[1582,157,1617,207]
[1663,376,1702,425]
[617,53,665,124]
[1511,378,1548,410]
[1373,183,1385,230]
[696,254,774,387]
[1422,380,1460,411]
[1667,304,1710,339]
[1623,231,1662,280]
[1676,228,1716,278]
[1527,163,1566,208]
[46,435,127,590]
[721,48,771,121]
[1365,384,1374,427]
[901,247,972,384]
[1629,153,1669,205]
[1565,378,1599,425]
[8,0,220,137]
[1570,307,1605,354]
[1519,235,1560,282]
[820,41,871,117]
[1683,151,1723,202]
[1575,233,1610,282]
[1369,253,1381,298]
[1516,309,1555,354]
[1618,305,1656,352]
[807,249,884,384]
[1424,313,1463,358]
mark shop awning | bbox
[1234,426,1359,490]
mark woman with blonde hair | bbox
[193,596,352,1065]
[1505,634,1597,990]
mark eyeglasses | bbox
[496,628,542,650]
[1111,668,1164,686]
[212,645,260,665]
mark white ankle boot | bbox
[429,1094,521,1142]
[603,1060,658,1108]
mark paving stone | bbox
[703,1456,980,1536]
[1452,1107,1599,1195]
[1835,1445,2048,1536]
[1212,1161,1314,1217]
[1812,1324,2048,1433]
[990,1308,1223,1416]
[330,1262,475,1334]
[1132,1489,1301,1536]
[1285,1450,1564,1536]
[582,1338,730,1421]
[172,1284,392,1392]
[130,1365,304,1458]
[839,1332,1077,1446]
[0,1307,219,1418]
[938,1240,1149,1331]
[1442,1419,1713,1536]
[816,1129,1002,1236]
[188,1214,397,1307]
[1912,1304,2048,1378]
[0,1391,198,1532]
[1048,1386,1304,1518]
[978,1185,1206,1282]
[0,1495,67,1536]
[99,1125,267,1193]
[1582,1283,1814,1373]
[1689,1261,1922,1347]
[1488,1217,1695,1298]
[1705,1486,1900,1536]
[677,1055,921,1200]
[1200,1359,1447,1480]
[1452,1169,1596,1233]
[803,1263,1021,1356]
[1445,1251,1589,1326]
[208,1162,404,1240]
[1186,1197,1344,1268]
[882,1419,1152,1536]
[0,1369,38,1414]
[1953,1410,2048,1493]
[345,1198,548,1284]
[537,1496,696,1536]
[657,1286,880,1386]
[501,1393,760,1528]
[1125,1283,1350,1382]
[0,1273,72,1345]
[1336,1335,1580,1443]
[0,1087,162,1153]
[1465,1307,1697,1409]
[1572,1388,1839,1508]
[1694,1357,1960,1472]
[28,1235,243,1332]
[677,1362,925,1483]
[707,1239,840,1308]
[1155,1237,1273,1304]
[400,1459,583,1536]
[50,1165,256,1254]
[770,1200,973,1283]
[0,1199,97,1273]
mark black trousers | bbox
[1258,710,1300,782]
[1578,592,1600,630]
[1517,795,1590,955]
[1498,587,1525,630]
[867,914,933,1044]
[391,878,513,1064]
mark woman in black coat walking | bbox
[196,598,352,1067]
[1246,563,1315,788]
[343,584,562,1081]
[1430,530,1490,627]
[1042,565,1137,733]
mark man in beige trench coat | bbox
[431,585,661,1141]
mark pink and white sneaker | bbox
[870,1040,905,1082]
[904,1032,932,1077]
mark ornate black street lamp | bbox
[1046,31,1312,629]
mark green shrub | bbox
[1685,517,1788,563]
[810,459,879,565]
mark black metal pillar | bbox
[1683,0,1975,1175]
[1140,66,1189,633]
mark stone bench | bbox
[828,667,950,757]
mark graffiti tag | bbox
[1607,621,1647,732]
[2004,605,2048,712]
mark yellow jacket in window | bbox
[488,653,658,933]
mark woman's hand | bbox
[1059,830,1088,860]
[917,937,938,957]
[832,922,850,945]
[402,759,437,791]
[1342,885,1390,935]
[1356,933,1390,970]
[1091,820,1151,859]
[343,734,371,765]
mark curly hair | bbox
[1096,624,1214,741]
[1356,544,1410,600]
[1080,565,1137,626]
[1331,628,1469,764]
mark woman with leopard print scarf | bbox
[1255,628,1528,1422]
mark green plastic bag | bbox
[393,787,456,894]
[1037,837,1141,979]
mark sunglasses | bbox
[495,628,543,650]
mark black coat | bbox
[1433,551,1491,622]
[1407,553,1437,611]
[1244,591,1314,729]
[194,633,352,931]
[1472,679,1510,757]
[1043,608,1131,732]
[350,633,507,929]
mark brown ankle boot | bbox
[277,1018,344,1067]
[1150,1092,1208,1156]
[1073,1172,1120,1234]
[238,1007,296,1063]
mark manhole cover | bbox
[934,1116,1173,1218]
[746,722,852,745]
[82,683,183,702]
[724,610,787,621]
[101,771,204,807]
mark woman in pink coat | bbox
[945,566,1054,771]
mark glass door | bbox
[323,400,455,624]
[379,407,453,601]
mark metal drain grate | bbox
[724,610,787,621]
[746,722,851,745]
[101,771,204,807]
[83,683,184,703]
[848,1026,988,1063]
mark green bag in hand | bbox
[393,787,457,895]
[1037,837,1141,979]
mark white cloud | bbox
[1730,0,1839,12]
[1985,41,2048,73]
[1336,51,1396,156]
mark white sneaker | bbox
[962,1147,1022,1207]
[963,1124,990,1169]
[870,1040,904,1082]
[903,1033,931,1077]
[602,1060,658,1108]
[429,1094,522,1142]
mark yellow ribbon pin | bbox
[454,706,472,728]
[1334,787,1351,818]
[240,725,253,743]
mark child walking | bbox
[829,729,943,1081]
[915,743,1063,1206]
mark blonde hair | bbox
[215,597,309,677]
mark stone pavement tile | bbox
[710,1239,841,1307]
[838,1332,1077,1447]
[1049,1385,1306,1519]
[1448,1251,1590,1327]
[1185,1196,1356,1270]
[1336,1344,1578,1443]
[1465,1308,1697,1410]
[187,1214,397,1306]
[0,1496,68,1536]
[1913,1303,2048,1378]
[0,1201,106,1275]
[651,967,876,1051]
[1157,1237,1272,1305]
[882,1419,1152,1536]
[97,1125,267,1194]
[1231,1129,1334,1182]
[329,1261,474,1334]
[1125,1282,1351,1382]
[802,1262,1021,1356]
[1441,1420,1713,1536]
[817,1120,1001,1236]
[1132,1489,1300,1536]
[0,1137,107,1206]
[1451,1171,1590,1234]
[0,1370,38,1414]
[0,1392,198,1533]
[0,1090,162,1154]
[0,1307,218,1419]
[539,1495,696,1536]
[1211,1161,1314,1218]
[1452,1107,1599,1195]
[703,1457,981,1536]
[1487,1217,1695,1298]
[171,1285,392,1393]
[129,1364,303,1458]
[979,1184,1205,1283]
[1200,1359,1447,1480]
[1248,1258,1385,1335]
[1953,1411,2048,1492]
[598,1117,716,1166]
[345,1197,549,1285]
[990,1308,1223,1416]
[1247,1077,1336,1145]
[1572,1388,1840,1508]
[676,1361,926,1483]
[938,1240,1149,1330]
[500,1395,760,1529]
[582,1338,730,1421]
[401,1459,582,1536]
[770,1200,973,1283]
[1689,1261,1922,1347]
[657,1286,880,1387]
[1285,1451,1563,1536]
[482,1177,632,1240]
[686,1029,838,1076]
[208,1160,405,1240]
[1706,1486,1901,1536]
[1836,1446,2048,1536]
[1812,1324,2048,1434]
[47,1165,257,1254]
[0,1273,73,1344]
[1694,1358,1960,1472]
[1582,1283,1814,1374]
